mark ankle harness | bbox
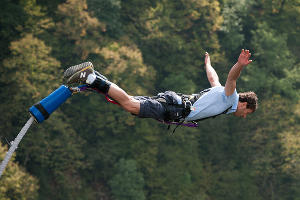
[90,76,111,94]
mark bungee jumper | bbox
[0,49,258,177]
[63,49,258,129]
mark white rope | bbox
[0,116,34,178]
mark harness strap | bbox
[33,103,50,120]
[191,106,232,122]
[156,89,234,132]
[178,88,212,118]
[180,88,211,104]
[88,87,121,106]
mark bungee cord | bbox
[0,117,34,178]
[0,84,113,178]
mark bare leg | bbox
[63,63,141,114]
[107,83,140,115]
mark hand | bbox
[238,49,252,66]
[204,52,211,67]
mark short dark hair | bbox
[238,91,258,112]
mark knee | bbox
[121,97,140,115]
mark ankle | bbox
[90,76,111,93]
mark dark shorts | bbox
[133,91,181,120]
[133,96,165,120]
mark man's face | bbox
[234,102,253,118]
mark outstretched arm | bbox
[225,49,252,96]
[204,52,221,87]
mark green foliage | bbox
[87,0,123,38]
[0,143,39,200]
[279,101,300,179]
[147,134,207,200]
[0,0,25,59]
[220,0,253,51]
[228,96,300,200]
[20,112,88,200]
[129,0,224,91]
[109,158,146,200]
[160,73,196,94]
[54,0,107,61]
[0,0,299,200]
[242,22,297,99]
[99,42,156,95]
[0,33,61,140]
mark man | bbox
[64,49,258,124]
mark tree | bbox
[55,0,106,62]
[121,0,224,92]
[242,22,297,99]
[0,33,87,199]
[219,0,254,52]
[0,142,39,200]
[87,0,123,38]
[99,42,156,95]
[227,95,300,200]
[109,158,146,200]
[0,34,61,141]
[0,0,45,60]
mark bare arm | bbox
[225,49,252,96]
[204,52,221,87]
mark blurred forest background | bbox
[0,0,299,199]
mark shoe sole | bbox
[64,62,94,79]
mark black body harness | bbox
[152,89,232,132]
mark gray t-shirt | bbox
[185,86,239,121]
